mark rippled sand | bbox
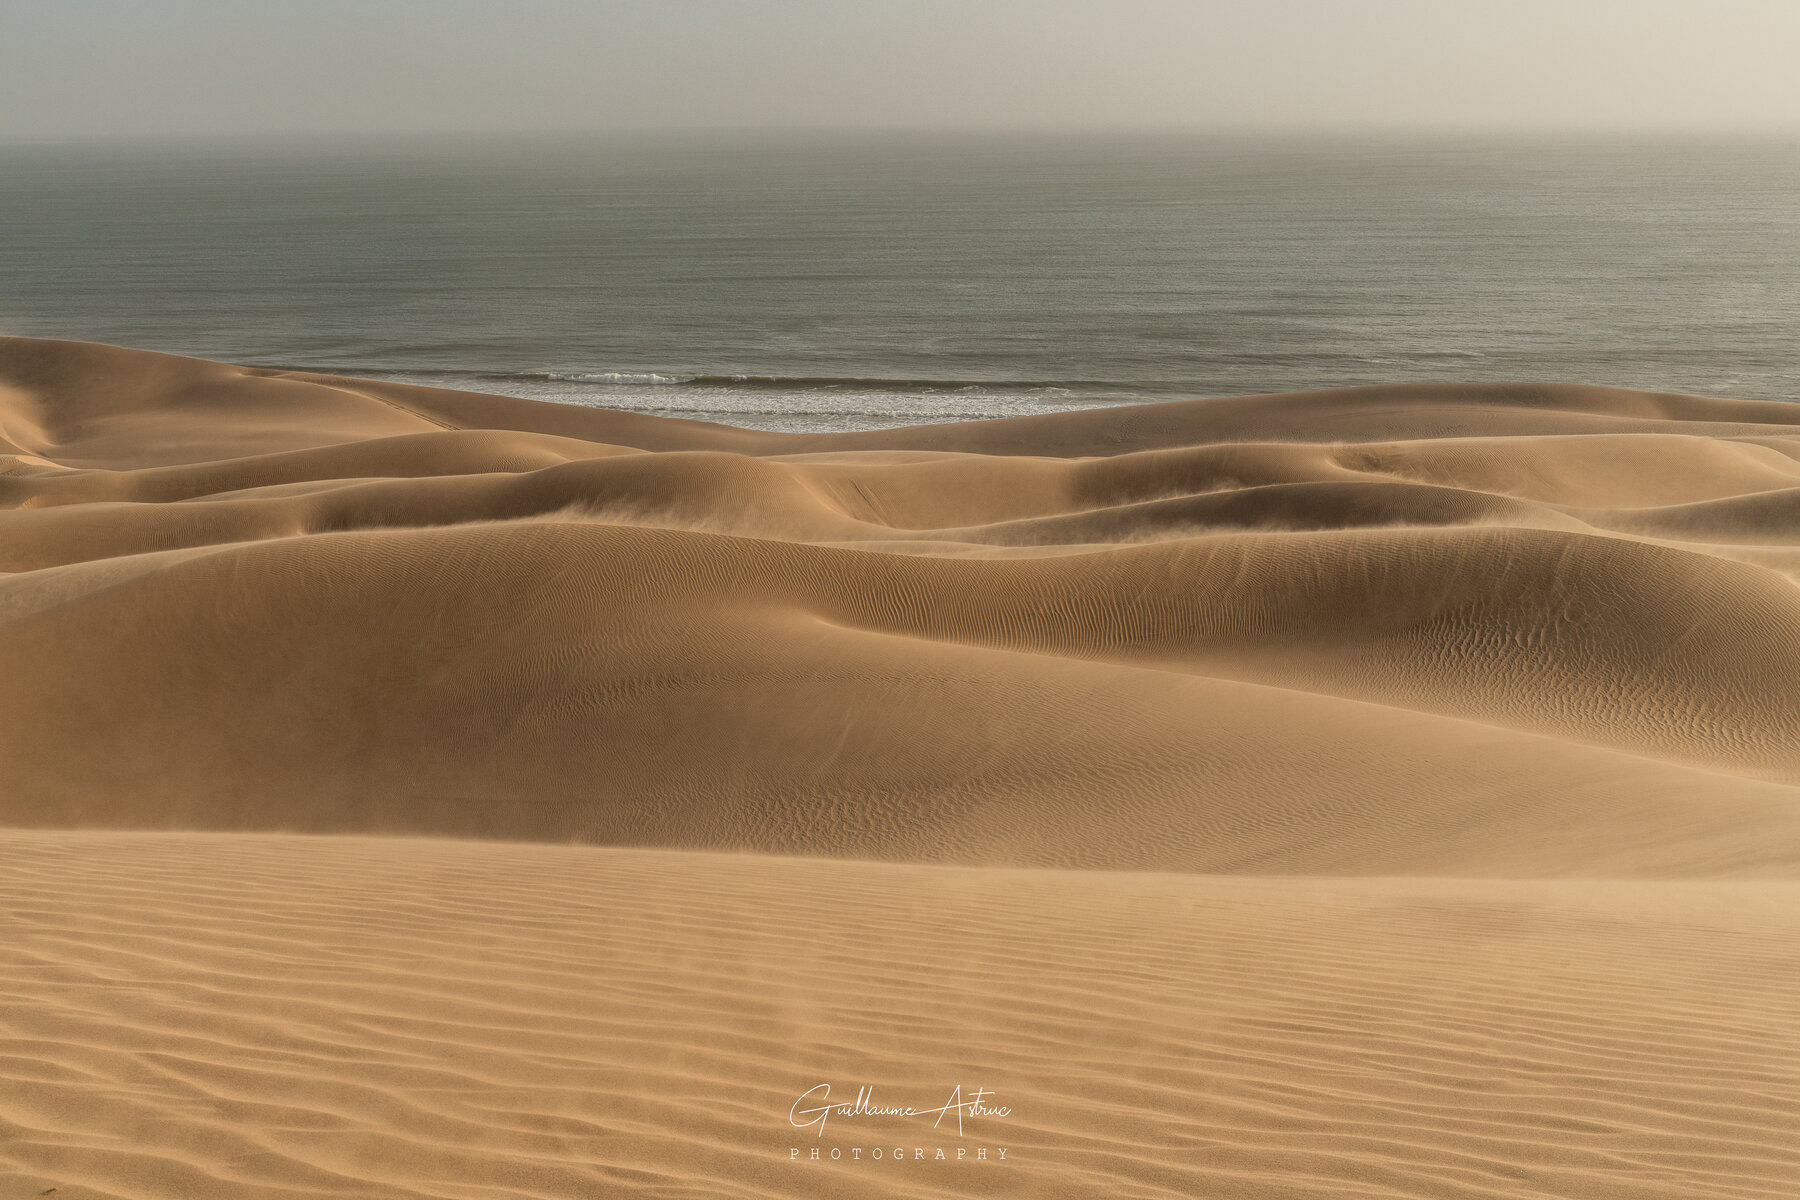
[4,338,1799,1198]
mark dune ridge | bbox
[5,338,1800,870]
[4,337,1799,1198]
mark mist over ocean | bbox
[4,132,1798,432]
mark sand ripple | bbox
[5,340,1800,1197]
[4,833,1799,1200]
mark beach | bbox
[3,337,1799,1197]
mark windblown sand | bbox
[2,338,1798,1197]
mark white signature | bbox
[789,1084,1011,1137]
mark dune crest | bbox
[6,338,1800,876]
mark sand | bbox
[2,337,1798,1198]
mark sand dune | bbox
[4,337,1799,1197]
[3,834,1798,1200]
[6,338,1800,860]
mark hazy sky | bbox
[5,0,1799,139]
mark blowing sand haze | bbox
[3,337,1799,1198]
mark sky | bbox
[4,0,1799,140]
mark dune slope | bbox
[3,834,1798,1200]
[5,339,1800,873]
[4,338,1800,1199]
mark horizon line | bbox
[6,121,1800,148]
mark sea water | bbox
[3,132,1798,431]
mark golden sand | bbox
[3,338,1798,1197]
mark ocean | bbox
[3,132,1798,432]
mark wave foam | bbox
[546,371,696,386]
